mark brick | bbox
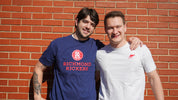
[159,29,177,35]
[95,27,105,34]
[155,63,168,68]
[169,0,178,2]
[64,20,75,26]
[128,0,147,1]
[33,13,52,19]
[96,2,115,8]
[21,60,38,66]
[137,16,157,22]
[144,42,158,48]
[159,76,169,82]
[9,80,29,86]
[0,73,18,79]
[0,0,11,5]
[159,43,178,49]
[31,53,42,59]
[116,3,136,8]
[19,73,33,79]
[159,3,178,9]
[43,20,62,26]
[0,93,6,99]
[0,39,10,45]
[0,12,11,18]
[75,1,94,7]
[159,69,178,75]
[159,16,178,22]
[12,13,31,19]
[9,53,30,59]
[148,0,168,2]
[162,83,178,89]
[42,33,62,39]
[0,66,8,72]
[43,7,63,13]
[0,80,7,85]
[127,22,147,28]
[125,16,136,21]
[148,36,168,42]
[21,32,41,39]
[170,36,178,42]
[8,93,28,99]
[127,9,147,15]
[148,9,168,16]
[2,6,21,12]
[64,8,81,13]
[159,56,178,62]
[126,29,136,34]
[0,59,19,65]
[169,76,178,82]
[0,25,10,31]
[53,27,73,33]
[148,22,168,28]
[33,0,52,6]
[23,7,42,12]
[53,14,73,20]
[0,46,19,51]
[137,3,157,8]
[0,86,17,92]
[0,32,20,38]
[165,97,178,100]
[0,52,8,58]
[169,10,178,16]
[95,8,105,14]
[170,50,178,55]
[9,66,29,72]
[1,19,21,25]
[170,63,178,69]
[13,0,32,5]
[32,26,52,32]
[21,46,41,52]
[90,34,105,41]
[106,9,126,15]
[19,87,30,93]
[169,23,178,29]
[150,49,168,55]
[54,1,73,6]
[22,19,41,25]
[11,26,31,32]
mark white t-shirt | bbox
[96,42,156,100]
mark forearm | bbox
[33,62,46,99]
[149,72,164,100]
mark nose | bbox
[86,23,91,29]
[113,28,117,34]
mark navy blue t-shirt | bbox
[39,35,104,100]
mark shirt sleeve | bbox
[141,45,156,73]
[39,41,56,67]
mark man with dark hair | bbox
[33,8,142,100]
[96,11,164,100]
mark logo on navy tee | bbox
[72,49,83,61]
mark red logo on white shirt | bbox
[129,54,135,58]
[72,49,83,61]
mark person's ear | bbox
[75,18,78,27]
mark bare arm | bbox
[147,70,164,100]
[33,61,47,100]
[128,37,143,50]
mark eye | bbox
[82,19,88,23]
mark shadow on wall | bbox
[29,67,54,100]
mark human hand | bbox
[129,37,143,50]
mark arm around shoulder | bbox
[33,61,47,100]
[147,70,164,100]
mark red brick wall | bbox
[0,0,178,100]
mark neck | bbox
[72,32,89,41]
[110,39,127,48]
